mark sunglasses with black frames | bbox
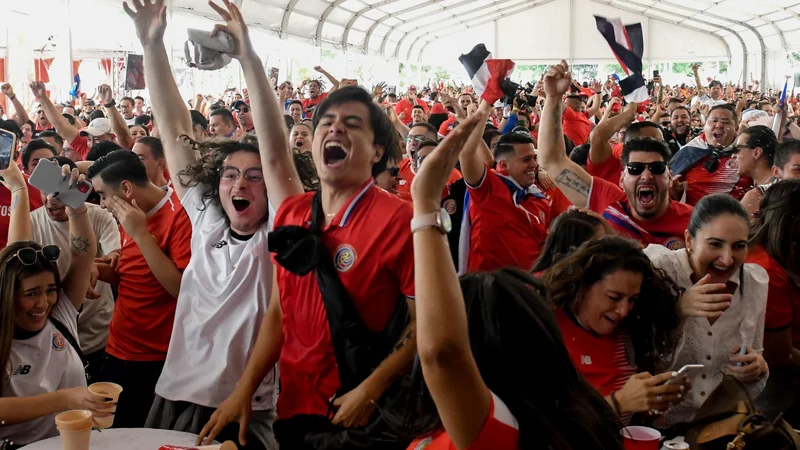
[626,161,667,176]
[11,245,60,265]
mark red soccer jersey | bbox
[683,154,751,206]
[562,107,592,146]
[105,189,192,361]
[272,180,415,419]
[556,308,637,397]
[438,116,457,137]
[397,158,461,202]
[466,167,551,272]
[301,92,329,119]
[612,142,624,159]
[589,176,693,249]
[407,393,519,450]
[68,135,91,161]
[587,154,623,184]
[746,246,800,341]
[0,179,43,249]
[395,98,429,126]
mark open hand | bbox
[208,0,253,59]
[197,387,252,446]
[678,274,732,318]
[106,196,148,242]
[123,0,167,46]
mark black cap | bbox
[190,110,208,130]
[231,100,248,111]
[135,114,151,126]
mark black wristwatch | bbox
[104,99,116,108]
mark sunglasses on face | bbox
[386,167,400,177]
[405,135,426,144]
[12,245,60,265]
[626,161,667,176]
[236,107,250,114]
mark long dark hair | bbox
[545,236,682,373]
[750,179,800,288]
[402,269,622,449]
[0,241,62,396]
[532,210,604,273]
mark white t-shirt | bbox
[155,183,277,410]
[124,116,137,126]
[1,293,85,446]
[31,204,121,354]
[692,94,728,108]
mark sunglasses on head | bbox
[12,245,60,265]
[386,167,400,177]
[626,161,667,176]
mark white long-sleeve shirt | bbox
[644,245,769,428]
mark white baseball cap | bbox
[80,118,113,137]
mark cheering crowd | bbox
[1,0,800,449]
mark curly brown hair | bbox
[544,236,683,373]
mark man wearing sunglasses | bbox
[232,100,255,135]
[397,122,460,201]
[539,61,693,249]
[374,156,403,196]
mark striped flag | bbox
[459,44,518,104]
[595,16,648,103]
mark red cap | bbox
[408,85,417,90]
[430,103,446,114]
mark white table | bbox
[21,428,210,449]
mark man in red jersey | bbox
[562,94,592,145]
[301,66,340,119]
[87,150,192,428]
[397,123,461,201]
[669,104,751,205]
[459,109,553,272]
[394,85,429,126]
[538,61,693,249]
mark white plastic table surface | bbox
[21,428,207,449]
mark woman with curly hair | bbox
[545,235,689,421]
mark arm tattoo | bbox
[392,328,414,353]
[70,235,90,253]
[555,169,591,199]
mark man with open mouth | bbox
[538,60,694,250]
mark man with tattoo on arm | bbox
[86,150,192,428]
[538,61,693,249]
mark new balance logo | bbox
[212,240,228,249]
[580,355,592,365]
[13,365,31,375]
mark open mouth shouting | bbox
[231,195,251,213]
[636,185,657,207]
[323,141,349,168]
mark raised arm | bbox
[1,162,31,243]
[584,81,603,119]
[692,64,705,96]
[124,0,195,199]
[1,83,30,126]
[208,0,303,208]
[61,167,97,310]
[99,85,135,150]
[538,61,594,208]
[30,82,78,143]
[458,102,492,186]
[410,111,492,449]
[589,99,635,165]
[314,66,340,93]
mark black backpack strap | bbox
[50,317,90,384]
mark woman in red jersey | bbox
[407,106,621,450]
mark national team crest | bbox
[334,245,357,272]
[443,199,457,215]
[664,238,684,250]
[52,334,66,351]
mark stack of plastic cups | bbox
[54,410,93,450]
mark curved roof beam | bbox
[385,0,527,58]
[343,0,411,50]
[365,0,476,55]
[408,0,556,60]
[279,0,302,40]
[316,0,355,48]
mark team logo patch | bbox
[334,245,357,272]
[664,238,684,250]
[443,199,457,215]
[727,158,739,168]
[52,334,66,351]
[414,437,433,449]
[539,211,547,223]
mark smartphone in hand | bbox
[0,127,17,170]
[29,159,92,209]
[665,364,704,385]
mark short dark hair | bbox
[135,114,152,127]
[21,139,57,169]
[569,143,590,167]
[774,140,800,169]
[621,138,672,165]
[86,149,149,187]
[51,155,77,172]
[688,193,749,238]
[136,136,165,160]
[408,122,439,141]
[670,105,690,117]
[709,103,738,123]
[740,125,778,166]
[134,96,145,102]
[62,113,77,126]
[494,129,535,160]
[89,110,106,122]
[209,108,235,124]
[120,96,135,105]
[412,104,424,111]
[86,141,123,162]
[189,110,207,130]
[288,100,303,109]
[746,101,759,110]
[757,101,771,110]
[708,80,723,88]
[625,121,662,142]
[37,130,64,149]
[0,120,23,140]
[313,86,401,176]
[566,95,583,103]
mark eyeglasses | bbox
[220,166,264,183]
[626,161,667,176]
[235,107,250,114]
[405,135,426,144]
[12,245,60,265]
[385,167,400,177]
